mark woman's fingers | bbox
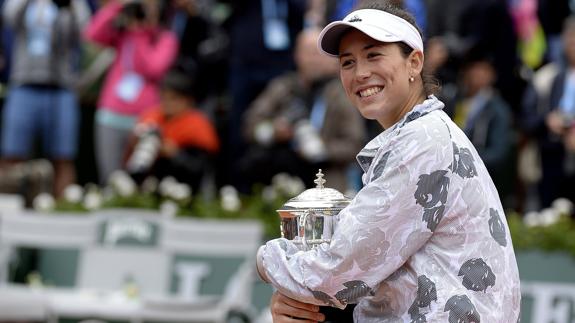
[271,292,326,322]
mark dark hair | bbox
[52,0,71,8]
[160,67,197,100]
[354,0,441,96]
[122,2,147,21]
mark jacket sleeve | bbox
[71,0,92,31]
[131,30,178,80]
[83,0,123,47]
[481,98,513,168]
[257,120,453,308]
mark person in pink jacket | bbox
[84,0,178,184]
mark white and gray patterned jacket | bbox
[257,96,521,322]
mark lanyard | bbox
[121,40,135,71]
[261,0,288,20]
[560,71,575,117]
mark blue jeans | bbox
[1,85,79,159]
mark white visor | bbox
[318,9,424,57]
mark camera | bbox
[126,126,162,174]
[283,98,327,163]
[122,2,147,21]
[52,0,71,8]
[114,1,147,30]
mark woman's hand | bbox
[270,291,325,323]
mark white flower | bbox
[539,208,560,226]
[102,186,115,202]
[170,183,192,201]
[271,173,291,190]
[285,176,305,196]
[33,193,55,212]
[262,186,278,203]
[160,200,178,218]
[159,176,178,197]
[220,185,241,212]
[551,198,573,216]
[221,195,241,212]
[523,211,540,227]
[220,185,239,198]
[83,189,102,211]
[271,173,306,197]
[141,176,159,194]
[63,184,84,204]
[108,170,136,197]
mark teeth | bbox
[359,87,382,97]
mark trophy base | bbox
[320,304,356,322]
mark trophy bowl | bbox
[276,170,351,250]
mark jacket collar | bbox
[356,95,445,173]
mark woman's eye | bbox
[367,52,381,59]
[340,59,354,67]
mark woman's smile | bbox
[358,86,384,98]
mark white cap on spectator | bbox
[318,9,424,57]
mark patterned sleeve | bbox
[258,118,454,308]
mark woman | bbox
[256,1,521,322]
[84,0,178,184]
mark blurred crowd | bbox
[0,0,574,216]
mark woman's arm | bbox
[2,0,30,28]
[84,0,123,47]
[131,29,178,80]
[71,0,92,31]
[257,118,453,307]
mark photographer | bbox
[1,0,91,197]
[125,67,219,194]
[240,28,366,193]
[84,0,178,185]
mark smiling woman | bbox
[256,1,521,322]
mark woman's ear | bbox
[408,50,425,76]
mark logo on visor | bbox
[348,15,362,23]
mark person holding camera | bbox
[84,0,178,185]
[240,28,366,194]
[1,0,91,197]
[125,67,219,194]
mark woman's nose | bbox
[355,61,371,80]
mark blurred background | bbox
[0,0,574,322]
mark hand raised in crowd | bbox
[270,291,325,323]
[546,110,568,136]
[425,37,449,75]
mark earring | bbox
[409,76,415,82]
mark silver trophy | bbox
[277,170,351,250]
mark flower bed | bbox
[43,171,575,253]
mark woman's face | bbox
[338,29,423,128]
